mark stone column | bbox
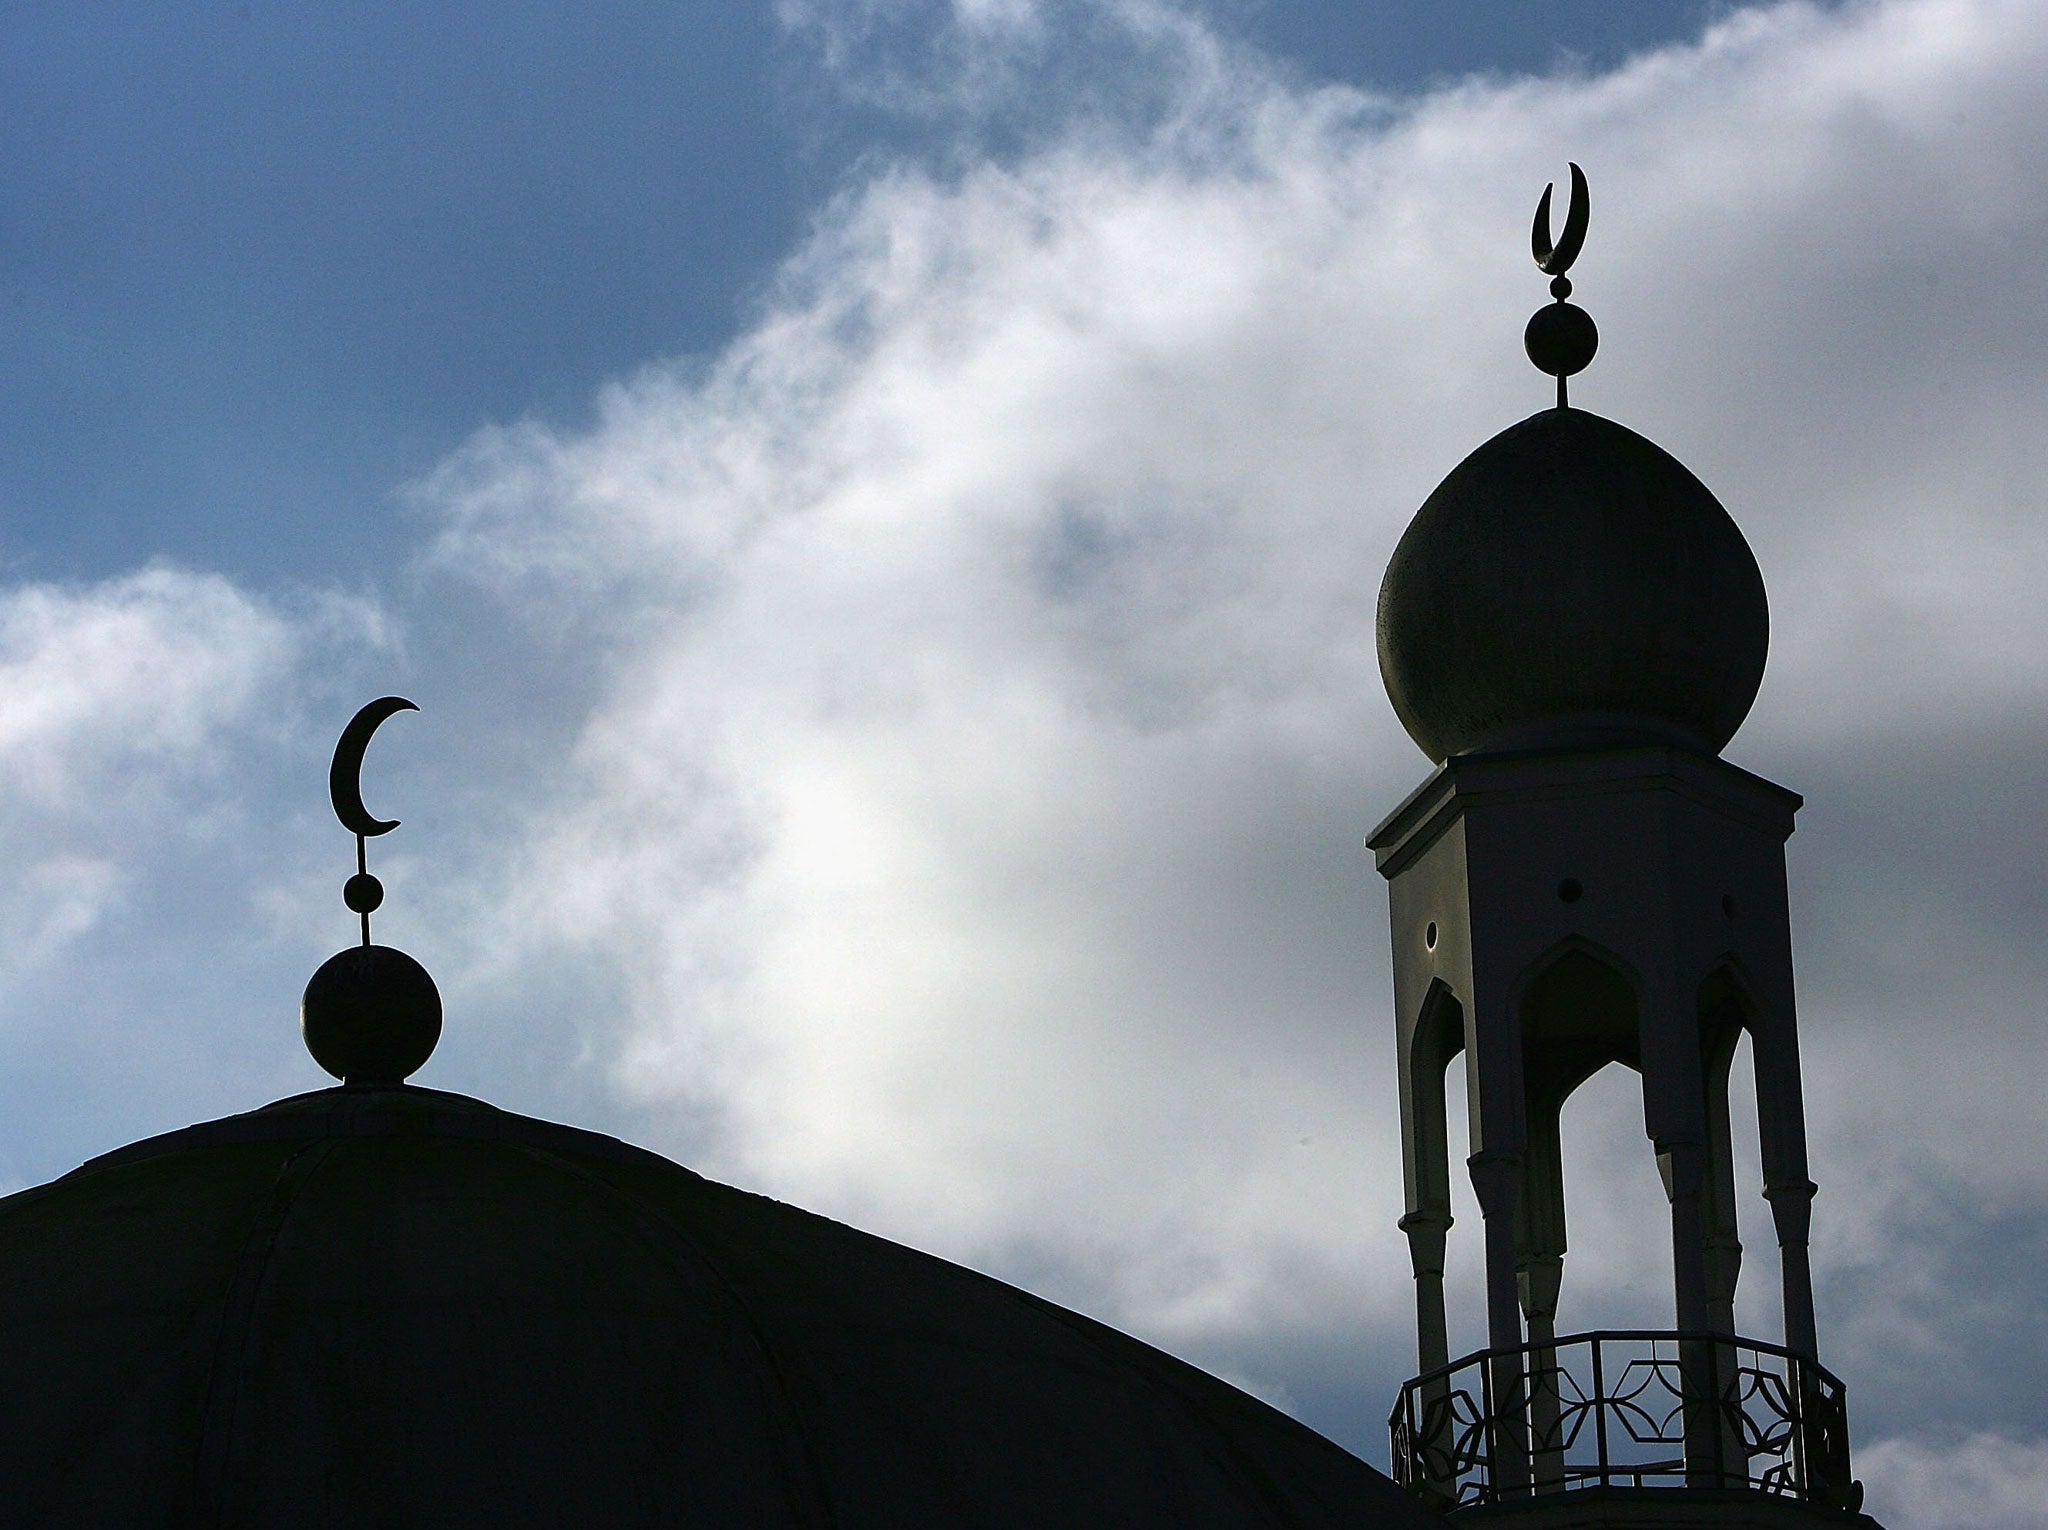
[1658,1138,1712,1334]
[1401,1209,1454,1379]
[1766,1178,1820,1360]
[1660,1137,1726,1487]
[1471,1150,1527,1353]
[1702,1101,1744,1334]
[1471,1149,1529,1494]
[1517,1102,1568,1492]
[1401,1207,1459,1504]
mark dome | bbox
[0,1084,1431,1528]
[1376,407,1768,762]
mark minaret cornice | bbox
[1368,745,1803,881]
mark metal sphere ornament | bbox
[302,943,442,1086]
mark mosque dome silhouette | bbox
[0,1086,1419,1526]
[1376,406,1770,762]
[0,698,1432,1528]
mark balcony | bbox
[1390,1330,1862,1515]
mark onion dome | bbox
[1378,408,1769,761]
[1375,165,1768,763]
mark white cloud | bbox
[0,568,282,804]
[1861,1432,2048,1530]
[0,561,417,1195]
[413,0,2048,1461]
[0,566,298,994]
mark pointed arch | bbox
[1514,937,1644,1106]
[1414,976,1468,1070]
[1698,956,1765,1060]
[1405,979,1466,1226]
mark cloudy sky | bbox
[3,1,2045,1523]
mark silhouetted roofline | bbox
[70,1084,680,1181]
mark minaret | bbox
[1371,168,1872,1525]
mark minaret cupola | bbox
[1377,164,1769,764]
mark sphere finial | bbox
[1525,163,1599,407]
[303,697,441,1087]
[302,945,443,1086]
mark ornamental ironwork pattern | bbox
[1389,1330,1858,1510]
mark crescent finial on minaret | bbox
[1525,163,1599,408]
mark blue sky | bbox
[6,3,2048,1525]
[0,1,1719,584]
[2,2,793,578]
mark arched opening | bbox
[1441,1048,1490,1364]
[1723,1037,1781,1339]
[1403,982,1470,1374]
[1518,947,1645,1340]
[1553,1063,1674,1332]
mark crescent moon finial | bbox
[328,696,417,947]
[1532,161,1590,276]
[330,696,417,837]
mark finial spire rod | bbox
[355,834,371,946]
[1524,163,1599,407]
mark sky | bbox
[1,2,2044,1524]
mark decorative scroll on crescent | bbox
[1533,162,1590,276]
[330,696,418,838]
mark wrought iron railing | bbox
[1389,1330,1858,1510]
